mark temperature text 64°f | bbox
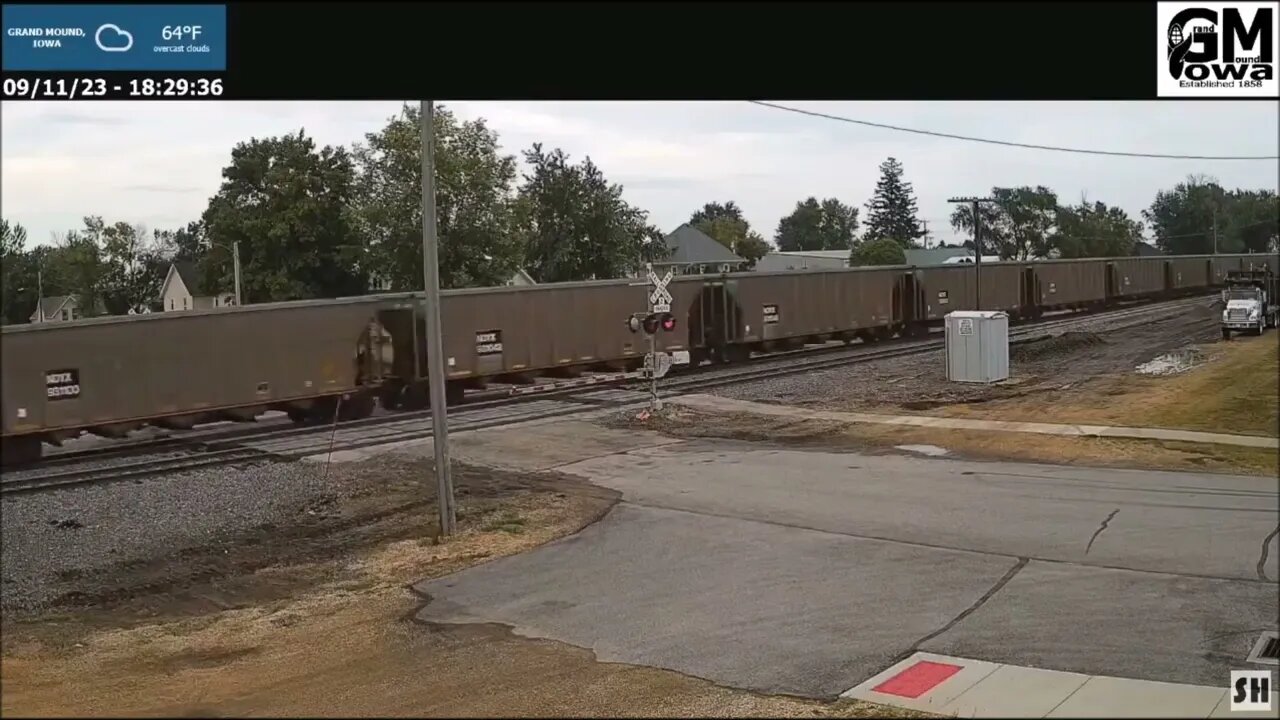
[162,25,202,40]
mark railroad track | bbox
[0,294,1214,495]
[0,447,275,495]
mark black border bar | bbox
[5,1,1168,100]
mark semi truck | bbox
[1221,269,1278,339]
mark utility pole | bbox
[36,267,44,322]
[948,197,995,310]
[1212,206,1219,255]
[421,99,456,537]
[231,241,242,305]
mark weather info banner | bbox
[2,4,226,71]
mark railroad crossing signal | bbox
[627,311,677,334]
[648,268,674,307]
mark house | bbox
[503,268,537,287]
[654,224,749,275]
[1133,241,1163,257]
[29,295,82,323]
[159,262,235,312]
[753,250,851,273]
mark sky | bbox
[2,100,1277,250]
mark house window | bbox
[183,296,189,310]
[62,309,70,321]
[170,298,175,310]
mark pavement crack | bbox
[902,556,1029,659]
[1085,508,1120,555]
[1257,524,1279,582]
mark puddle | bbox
[894,444,950,457]
[1135,348,1206,376]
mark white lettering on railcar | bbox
[47,384,80,398]
[475,330,504,356]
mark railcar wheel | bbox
[287,409,313,425]
[339,394,376,421]
[1,435,43,466]
[379,384,404,411]
[400,385,430,410]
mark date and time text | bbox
[2,75,224,100]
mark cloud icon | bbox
[95,23,133,52]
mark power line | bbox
[747,101,1279,161]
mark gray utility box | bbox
[945,310,1009,383]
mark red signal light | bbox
[659,312,676,332]
[642,314,660,334]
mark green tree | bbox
[949,187,1058,260]
[40,220,109,316]
[92,218,170,314]
[1142,175,1224,254]
[688,201,771,267]
[774,197,859,252]
[1053,199,1143,258]
[1221,189,1279,254]
[516,143,663,282]
[1,219,36,324]
[863,157,926,247]
[849,236,907,266]
[201,130,364,302]
[351,104,525,290]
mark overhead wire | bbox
[747,101,1279,161]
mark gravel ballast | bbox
[1,458,335,614]
[710,298,1224,411]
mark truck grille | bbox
[1228,309,1249,321]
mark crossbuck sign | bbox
[648,268,674,309]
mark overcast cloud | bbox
[2,101,1277,249]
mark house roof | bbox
[161,260,216,297]
[659,224,748,266]
[30,296,71,321]
[768,250,851,261]
[904,247,972,266]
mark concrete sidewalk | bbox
[675,394,1280,450]
[843,652,1277,718]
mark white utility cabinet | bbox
[945,310,1009,383]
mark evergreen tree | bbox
[864,157,925,247]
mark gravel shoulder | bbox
[1,443,926,717]
[671,297,1276,475]
[712,297,1227,415]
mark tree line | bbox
[2,105,1277,325]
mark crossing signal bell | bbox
[628,311,677,335]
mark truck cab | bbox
[1221,269,1278,339]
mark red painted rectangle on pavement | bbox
[872,660,964,698]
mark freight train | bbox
[2,252,1276,464]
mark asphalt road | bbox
[414,440,1280,699]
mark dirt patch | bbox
[610,405,1277,476]
[1010,331,1107,363]
[2,458,615,641]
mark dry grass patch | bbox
[623,406,1277,476]
[934,335,1279,437]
